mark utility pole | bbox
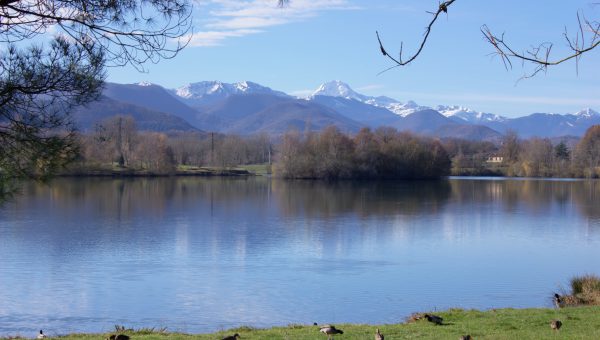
[117,116,124,167]
[210,132,214,166]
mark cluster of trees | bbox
[274,126,450,179]
[73,121,600,179]
[444,126,600,178]
[75,116,272,174]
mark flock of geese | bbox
[34,303,567,340]
[216,310,564,340]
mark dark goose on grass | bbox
[319,325,343,339]
[0,177,600,334]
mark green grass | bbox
[234,163,271,175]
[9,306,600,340]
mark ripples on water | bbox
[0,177,599,335]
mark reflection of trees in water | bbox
[26,177,273,222]
[10,177,600,260]
[26,178,452,221]
[20,177,600,224]
[272,180,451,219]
[448,179,600,222]
[572,180,600,222]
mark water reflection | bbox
[0,177,599,335]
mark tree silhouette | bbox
[1,0,192,196]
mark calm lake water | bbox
[1,177,600,335]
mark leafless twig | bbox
[376,0,456,73]
[481,11,600,79]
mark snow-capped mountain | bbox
[311,80,370,102]
[173,80,288,107]
[310,81,515,123]
[89,79,600,139]
[436,105,507,123]
[573,108,600,119]
[310,80,429,116]
[386,101,431,117]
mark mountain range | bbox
[73,80,600,141]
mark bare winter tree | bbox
[376,1,600,78]
[0,0,192,195]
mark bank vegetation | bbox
[44,116,600,180]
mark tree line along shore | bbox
[58,116,600,180]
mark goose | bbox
[459,335,472,340]
[318,324,344,339]
[553,293,564,308]
[221,333,240,340]
[375,328,384,340]
[106,334,130,340]
[423,314,443,325]
[37,330,47,339]
[550,319,562,331]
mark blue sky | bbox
[107,0,600,117]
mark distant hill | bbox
[310,95,400,127]
[194,93,293,131]
[434,124,503,142]
[394,109,458,134]
[74,96,199,133]
[102,82,201,125]
[225,99,364,134]
[190,93,363,134]
[501,110,600,138]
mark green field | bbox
[12,306,600,340]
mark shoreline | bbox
[57,168,257,178]
[3,306,600,339]
[54,172,598,181]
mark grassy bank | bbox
[12,306,600,340]
[60,164,259,177]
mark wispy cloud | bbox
[186,29,263,47]
[187,0,358,47]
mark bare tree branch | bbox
[376,0,456,72]
[0,0,193,71]
[378,1,600,79]
[482,11,600,79]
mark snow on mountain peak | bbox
[574,108,600,118]
[175,81,222,99]
[236,81,250,91]
[209,82,224,94]
[386,102,430,117]
[436,105,506,123]
[311,81,430,116]
[312,80,365,101]
[137,81,153,87]
[173,80,288,102]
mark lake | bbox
[1,177,600,335]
